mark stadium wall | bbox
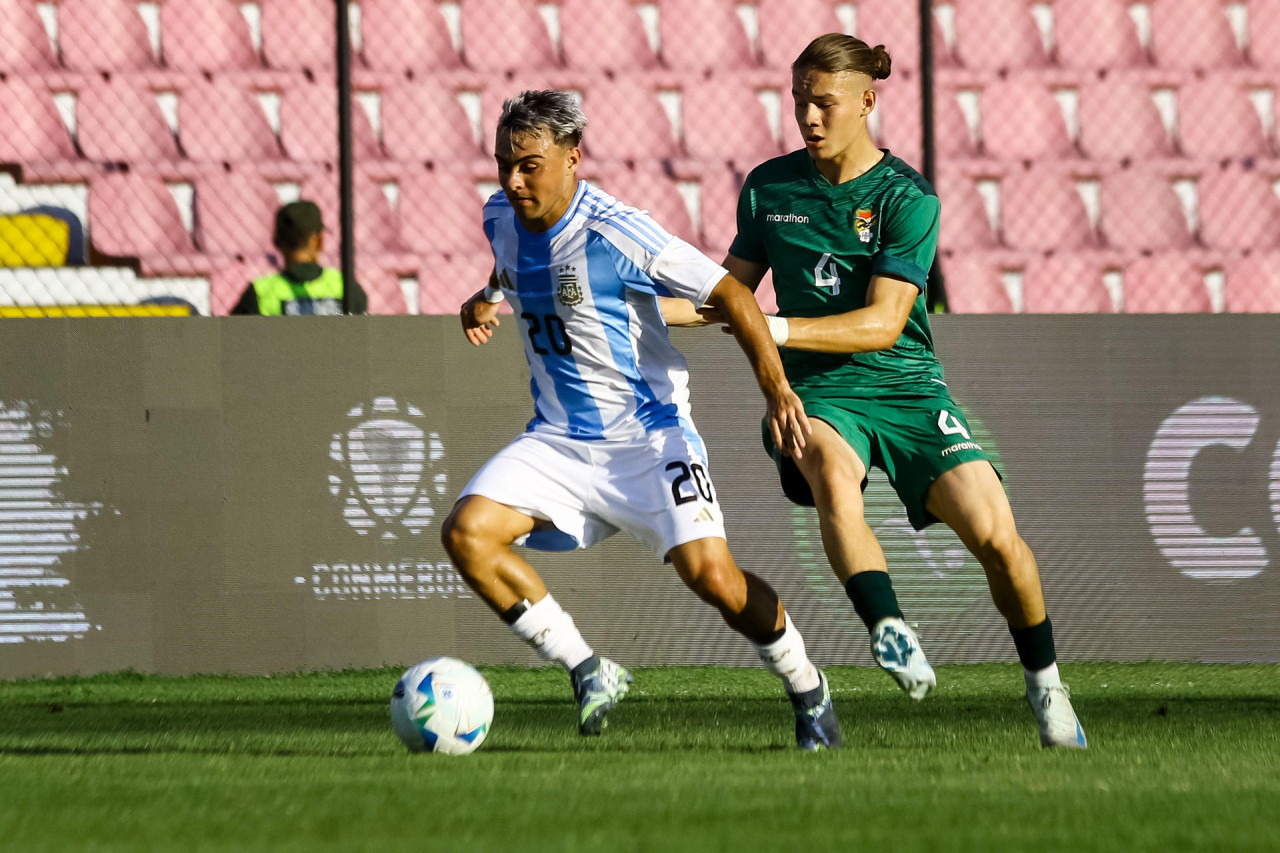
[1,316,1277,678]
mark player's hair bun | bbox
[870,44,892,80]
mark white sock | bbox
[1025,662,1062,691]
[509,594,594,670]
[753,612,821,694]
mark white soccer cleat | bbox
[870,617,936,701]
[1027,684,1088,749]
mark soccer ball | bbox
[390,657,494,755]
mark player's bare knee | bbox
[681,559,739,607]
[971,523,1022,572]
[440,506,491,567]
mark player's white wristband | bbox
[481,283,505,303]
[764,315,790,347]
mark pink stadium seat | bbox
[77,79,181,164]
[261,0,336,72]
[1022,255,1114,313]
[161,0,260,72]
[758,0,843,70]
[856,0,928,72]
[953,0,1049,72]
[1077,79,1174,161]
[195,172,280,257]
[0,79,78,165]
[382,83,482,164]
[698,166,742,254]
[179,81,281,165]
[59,0,158,73]
[582,80,678,162]
[280,83,381,163]
[211,261,265,315]
[1252,0,1280,70]
[400,171,491,256]
[941,253,1014,313]
[1100,170,1192,251]
[361,0,461,73]
[1177,80,1272,160]
[1123,254,1212,312]
[301,172,405,257]
[560,0,657,72]
[874,78,928,167]
[418,253,497,315]
[659,0,756,72]
[1225,254,1280,312]
[597,168,698,245]
[0,0,58,72]
[1051,0,1146,71]
[89,172,193,259]
[460,0,558,73]
[980,80,1076,161]
[754,269,779,313]
[1197,167,1280,251]
[355,265,410,314]
[931,86,980,160]
[1000,169,1095,250]
[682,81,779,168]
[936,170,998,251]
[1150,0,1243,71]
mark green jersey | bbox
[730,149,943,393]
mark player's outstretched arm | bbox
[775,275,917,354]
[459,269,503,347]
[705,275,811,459]
[658,297,712,327]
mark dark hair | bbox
[792,33,892,80]
[498,89,588,148]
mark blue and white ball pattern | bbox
[390,657,494,755]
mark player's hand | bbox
[764,381,811,460]
[460,293,501,346]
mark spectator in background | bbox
[231,201,367,315]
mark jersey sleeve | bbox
[870,193,940,290]
[591,208,726,306]
[728,171,768,264]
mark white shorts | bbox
[458,425,726,559]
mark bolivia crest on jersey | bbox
[556,264,584,306]
[854,208,876,244]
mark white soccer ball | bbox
[390,657,494,755]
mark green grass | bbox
[0,663,1276,852]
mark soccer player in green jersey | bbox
[668,34,1085,748]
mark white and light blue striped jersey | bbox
[483,181,727,440]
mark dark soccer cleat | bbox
[788,670,842,750]
[570,655,632,736]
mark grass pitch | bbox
[0,662,1275,852]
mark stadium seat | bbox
[161,0,261,73]
[1077,79,1175,161]
[1176,80,1272,160]
[179,81,282,165]
[194,171,281,257]
[560,0,658,72]
[459,0,558,73]
[930,85,980,160]
[355,265,410,315]
[0,0,59,73]
[1251,0,1280,70]
[301,171,405,258]
[936,170,998,251]
[1051,0,1146,72]
[399,170,491,256]
[418,253,496,315]
[596,167,698,245]
[682,81,779,168]
[582,80,679,162]
[980,80,1077,162]
[757,0,843,70]
[89,172,194,260]
[58,0,158,73]
[361,0,461,73]
[698,166,742,254]
[382,83,483,164]
[1122,254,1212,312]
[941,253,1014,313]
[77,79,182,165]
[261,0,336,73]
[659,0,756,73]
[1197,167,1280,251]
[1149,0,1243,71]
[874,78,927,167]
[1022,254,1114,313]
[0,79,79,166]
[280,83,382,163]
[211,261,265,315]
[855,0,928,72]
[1000,168,1096,250]
[1224,254,1280,312]
[1099,170,1193,251]
[952,0,1049,72]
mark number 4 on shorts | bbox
[937,410,971,441]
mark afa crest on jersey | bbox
[556,265,584,306]
[854,208,876,244]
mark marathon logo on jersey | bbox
[556,265,584,307]
[766,212,810,224]
[854,208,876,244]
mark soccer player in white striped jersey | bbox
[443,90,842,749]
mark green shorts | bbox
[762,387,997,531]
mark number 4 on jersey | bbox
[814,252,841,296]
[937,411,971,441]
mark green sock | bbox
[844,571,904,633]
